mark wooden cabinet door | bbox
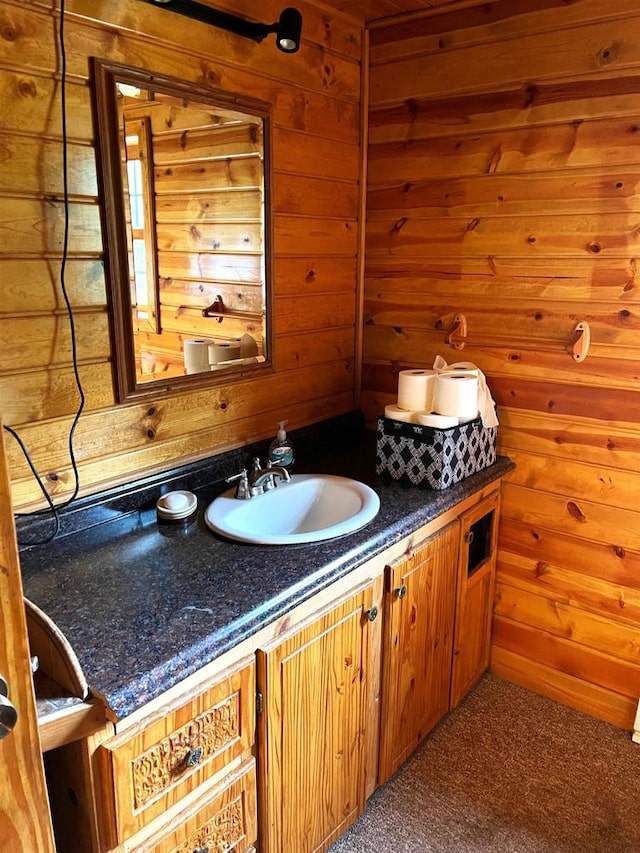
[0,426,56,852]
[256,582,375,853]
[378,522,459,785]
[450,490,501,710]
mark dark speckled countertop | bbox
[18,415,513,721]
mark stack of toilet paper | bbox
[183,334,260,374]
[384,359,498,429]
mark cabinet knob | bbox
[184,746,203,768]
[0,675,18,740]
[465,530,475,544]
[396,584,407,599]
[193,848,209,853]
[365,605,378,622]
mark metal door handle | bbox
[0,680,18,740]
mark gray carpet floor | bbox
[329,674,640,853]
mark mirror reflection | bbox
[92,60,272,402]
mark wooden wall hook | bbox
[569,321,590,362]
[202,295,225,323]
[445,314,467,350]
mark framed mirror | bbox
[91,59,273,402]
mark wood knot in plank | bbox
[406,98,419,121]
[390,217,408,235]
[320,63,335,88]
[522,83,539,109]
[486,145,502,174]
[566,501,587,522]
[598,44,617,65]
[17,77,37,98]
[1,24,19,42]
[625,258,637,287]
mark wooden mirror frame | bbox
[91,58,274,403]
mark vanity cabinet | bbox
[256,581,379,853]
[41,481,503,853]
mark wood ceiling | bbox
[318,0,478,25]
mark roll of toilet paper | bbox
[397,369,437,412]
[437,360,480,378]
[208,341,241,364]
[385,404,416,423]
[433,373,479,420]
[183,339,213,374]
[416,412,459,428]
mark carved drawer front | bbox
[99,658,255,846]
[130,758,257,853]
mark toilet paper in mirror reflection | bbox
[208,341,241,364]
[183,339,214,374]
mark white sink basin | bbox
[205,474,380,545]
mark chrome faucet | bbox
[226,458,290,499]
[248,457,290,496]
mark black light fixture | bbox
[146,1,303,53]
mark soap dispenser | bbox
[268,420,295,470]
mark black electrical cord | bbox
[5,0,86,546]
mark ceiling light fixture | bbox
[146,1,303,53]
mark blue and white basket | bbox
[375,415,497,490]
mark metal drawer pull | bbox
[184,746,203,768]
[366,605,378,622]
[396,584,407,599]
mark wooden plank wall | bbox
[0,0,361,509]
[364,0,640,729]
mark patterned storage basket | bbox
[375,415,497,490]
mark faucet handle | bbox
[252,456,262,471]
[225,468,250,499]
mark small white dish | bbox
[156,490,197,521]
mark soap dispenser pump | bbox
[268,420,295,470]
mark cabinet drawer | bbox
[130,758,257,853]
[99,659,255,845]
